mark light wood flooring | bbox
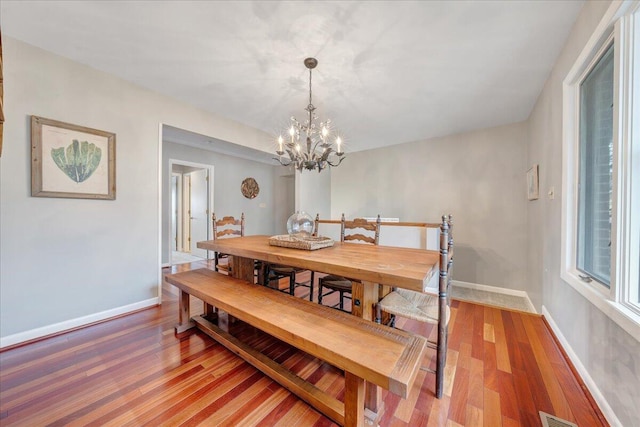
[0,260,607,426]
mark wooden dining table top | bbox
[197,235,440,292]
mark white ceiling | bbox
[2,1,584,153]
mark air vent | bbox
[539,411,578,427]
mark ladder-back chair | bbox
[375,215,453,398]
[212,213,244,273]
[263,263,315,301]
[317,214,381,312]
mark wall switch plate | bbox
[259,203,266,208]
[548,187,554,200]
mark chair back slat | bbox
[341,214,381,245]
[343,234,377,245]
[213,213,245,240]
[216,228,242,238]
[345,218,378,232]
[216,216,242,227]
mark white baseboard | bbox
[452,280,537,313]
[0,297,160,349]
[542,306,621,427]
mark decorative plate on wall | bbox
[241,177,259,199]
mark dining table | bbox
[197,234,441,423]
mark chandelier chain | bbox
[309,68,313,107]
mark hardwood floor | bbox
[0,260,607,426]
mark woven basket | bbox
[268,234,334,251]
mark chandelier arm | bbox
[319,147,334,162]
[326,155,346,167]
[285,148,298,160]
[273,156,292,167]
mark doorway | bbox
[169,160,214,265]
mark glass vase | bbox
[286,211,314,236]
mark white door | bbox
[189,169,209,258]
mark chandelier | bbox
[274,57,345,172]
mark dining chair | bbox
[212,213,244,273]
[375,214,453,399]
[262,213,327,300]
[263,263,315,300]
[317,214,381,312]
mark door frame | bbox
[168,158,214,265]
[171,172,183,252]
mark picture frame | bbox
[31,116,116,200]
[527,164,539,201]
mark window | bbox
[577,44,614,287]
[562,1,640,341]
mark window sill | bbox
[561,270,640,343]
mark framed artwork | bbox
[31,116,116,199]
[527,164,539,201]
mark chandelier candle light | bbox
[275,57,345,172]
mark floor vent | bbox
[539,411,578,427]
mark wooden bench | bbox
[165,268,427,427]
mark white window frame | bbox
[562,0,640,342]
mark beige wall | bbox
[0,37,272,344]
[331,121,528,290]
[527,1,639,424]
[297,166,332,221]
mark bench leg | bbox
[352,281,385,424]
[365,384,383,425]
[175,290,195,333]
[344,372,365,427]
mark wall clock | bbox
[241,177,259,199]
